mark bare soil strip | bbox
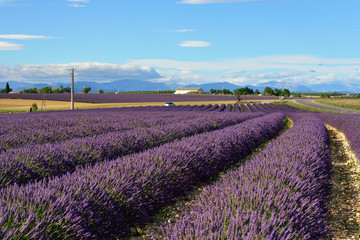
[327,125,360,239]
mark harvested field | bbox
[316,99,360,111]
[0,99,238,112]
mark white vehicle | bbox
[164,102,176,106]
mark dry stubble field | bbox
[0,99,242,113]
[0,98,278,113]
[316,99,360,111]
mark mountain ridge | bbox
[1,79,358,93]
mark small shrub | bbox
[31,103,38,112]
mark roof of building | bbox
[175,88,203,91]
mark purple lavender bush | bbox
[163,115,332,239]
[0,113,285,239]
[0,112,263,189]
[0,110,205,152]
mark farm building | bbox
[174,88,203,94]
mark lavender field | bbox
[0,103,359,239]
[0,93,301,103]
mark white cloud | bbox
[67,4,86,7]
[174,29,195,32]
[179,41,211,47]
[0,62,162,83]
[0,34,51,40]
[66,0,89,7]
[0,41,22,50]
[178,0,259,4]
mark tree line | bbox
[21,86,95,94]
[0,83,12,93]
[209,87,290,97]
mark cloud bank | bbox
[129,55,360,87]
[1,56,360,91]
[0,62,162,83]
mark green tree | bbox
[320,93,330,98]
[63,86,71,93]
[233,89,243,102]
[263,87,275,96]
[254,89,260,95]
[273,88,282,96]
[233,87,253,96]
[98,89,104,94]
[22,87,39,93]
[39,87,53,93]
[83,87,91,94]
[222,89,232,95]
[5,82,12,93]
[283,88,291,97]
[31,103,38,112]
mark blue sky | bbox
[1,0,360,88]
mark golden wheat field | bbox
[0,99,245,112]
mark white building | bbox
[174,88,203,94]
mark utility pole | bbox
[67,68,75,110]
[41,94,46,111]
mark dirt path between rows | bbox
[327,125,360,239]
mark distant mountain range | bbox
[1,79,359,94]
[186,81,359,93]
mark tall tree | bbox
[5,82,11,93]
[283,88,290,97]
[83,87,91,94]
[263,87,275,96]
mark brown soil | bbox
[326,125,360,239]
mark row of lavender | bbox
[0,93,287,103]
[314,113,360,165]
[0,110,211,151]
[163,115,332,239]
[0,113,285,239]
[116,103,303,113]
[0,112,263,189]
[0,104,301,152]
